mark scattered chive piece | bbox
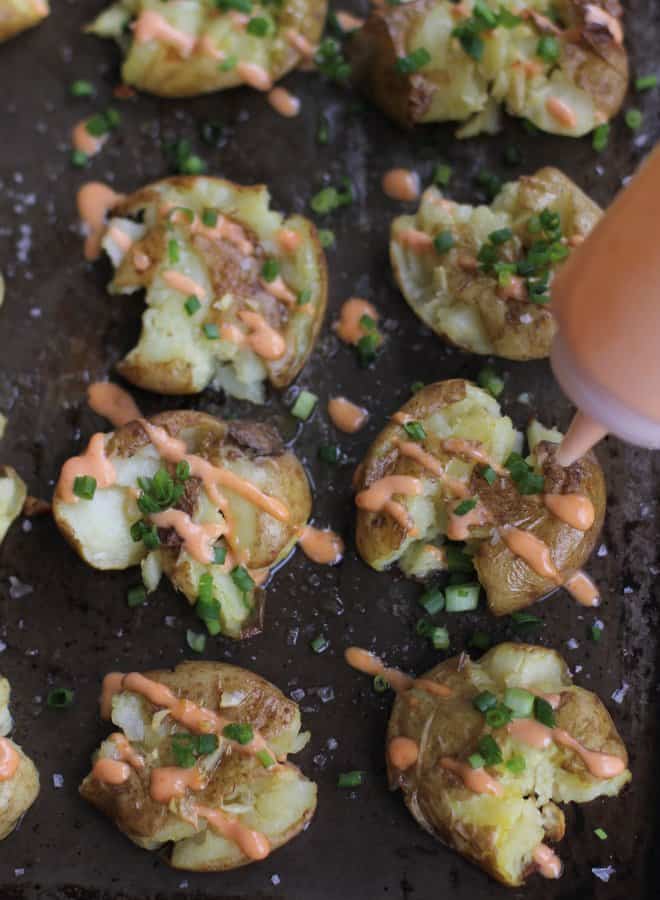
[594,827,608,840]
[290,389,318,420]
[477,366,504,398]
[476,170,502,200]
[433,230,454,254]
[485,703,512,728]
[71,150,89,168]
[473,690,497,713]
[445,583,480,612]
[186,629,206,653]
[416,618,432,637]
[261,259,280,282]
[180,154,206,175]
[314,37,351,82]
[477,734,502,766]
[536,34,559,63]
[590,622,604,642]
[257,749,276,768]
[168,239,180,264]
[127,584,146,607]
[356,332,380,366]
[73,475,96,500]
[318,229,335,248]
[479,465,497,485]
[310,178,353,215]
[223,722,254,745]
[373,674,390,693]
[219,55,237,71]
[202,323,219,340]
[338,771,363,788]
[201,208,218,227]
[196,572,221,635]
[503,686,535,718]
[176,460,190,481]
[184,295,201,316]
[625,108,643,130]
[231,566,255,594]
[468,752,485,769]
[317,113,330,144]
[215,0,252,11]
[453,498,477,516]
[47,688,74,709]
[445,543,475,574]
[360,313,377,331]
[429,626,450,650]
[298,288,312,305]
[504,452,544,495]
[213,545,227,565]
[131,520,160,549]
[310,634,329,654]
[411,381,425,394]
[136,468,186,515]
[419,587,445,615]
[433,163,452,187]
[403,420,426,442]
[469,630,491,651]
[318,444,341,464]
[395,47,431,74]
[510,610,543,632]
[533,696,556,728]
[70,79,95,97]
[506,753,526,774]
[635,74,657,91]
[592,123,610,152]
[489,227,513,246]
[246,15,269,35]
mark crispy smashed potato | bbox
[87,0,326,97]
[80,661,316,870]
[98,177,326,403]
[391,167,602,360]
[0,0,48,43]
[349,0,627,135]
[0,676,39,840]
[387,643,630,885]
[355,380,605,615]
[52,411,312,638]
[0,466,27,546]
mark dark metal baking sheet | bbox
[1,0,659,897]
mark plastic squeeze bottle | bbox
[551,144,660,466]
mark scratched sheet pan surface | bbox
[0,0,659,898]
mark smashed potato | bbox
[391,167,602,360]
[387,643,630,885]
[0,466,26,546]
[87,0,326,97]
[0,0,48,43]
[355,380,605,615]
[349,0,628,135]
[95,177,326,403]
[0,676,39,840]
[80,661,316,870]
[52,411,312,638]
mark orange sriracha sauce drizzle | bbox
[93,671,280,861]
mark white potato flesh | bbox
[0,0,49,42]
[0,466,27,546]
[0,677,39,841]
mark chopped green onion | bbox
[180,154,206,175]
[635,74,657,91]
[536,34,559,63]
[468,752,485,769]
[73,475,96,500]
[433,163,452,187]
[201,208,218,227]
[186,629,206,653]
[231,566,255,593]
[473,691,497,713]
[127,585,146,608]
[416,618,432,637]
[625,108,643,130]
[506,753,526,774]
[504,452,544,495]
[215,0,252,11]
[257,749,276,768]
[298,288,312,305]
[310,178,353,215]
[434,230,455,254]
[403,420,426,442]
[176,460,190,481]
[445,583,480,612]
[533,696,556,728]
[310,634,329,654]
[479,465,497,485]
[47,688,74,709]
[589,622,604,642]
[419,587,445,615]
[429,626,450,650]
[477,366,504,398]
[477,734,502,766]
[489,227,513,246]
[510,610,543,632]
[411,381,425,394]
[219,55,237,71]
[445,543,475,574]
[357,332,380,366]
[318,444,341,464]
[168,239,180,264]
[503,687,535,718]
[453,498,477,517]
[213,545,227,565]
[314,37,351,82]
[395,47,431,74]
[291,389,318,420]
[261,259,280,282]
[203,323,219,340]
[319,229,335,248]
[317,113,330,144]
[196,573,221,635]
[373,674,390,693]
[476,170,502,200]
[592,123,610,152]
[469,630,491,651]
[485,703,512,728]
[223,722,254,745]
[71,150,89,168]
[246,16,269,35]
[184,295,201,316]
[70,79,95,97]
[338,771,364,788]
[594,827,608,840]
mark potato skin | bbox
[390,167,602,361]
[105,177,327,399]
[386,643,630,886]
[0,0,48,43]
[355,380,606,615]
[80,661,316,870]
[0,677,40,841]
[349,0,627,134]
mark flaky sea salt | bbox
[592,866,615,882]
[8,576,32,599]
[611,682,629,704]
[52,774,64,789]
